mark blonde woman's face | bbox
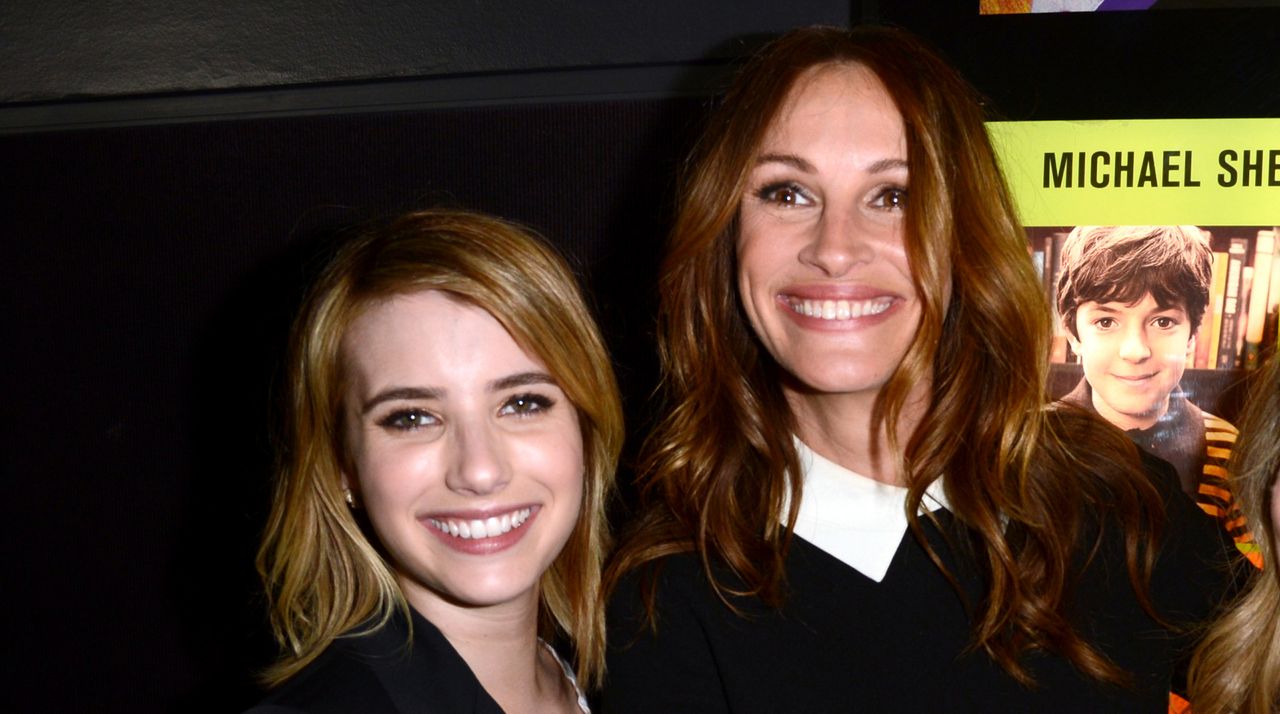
[340,290,584,617]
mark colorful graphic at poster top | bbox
[980,0,1278,14]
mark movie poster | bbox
[990,118,1279,564]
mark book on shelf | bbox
[1245,229,1277,367]
[1216,238,1247,370]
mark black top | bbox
[247,607,503,714]
[601,455,1234,713]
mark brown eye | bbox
[872,187,907,211]
[757,182,813,207]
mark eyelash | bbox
[872,186,908,211]
[375,393,556,431]
[753,182,908,211]
[499,393,555,417]
[755,181,812,207]
[1093,316,1181,330]
[377,409,439,431]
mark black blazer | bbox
[247,607,503,714]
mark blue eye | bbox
[499,393,554,417]
[378,409,439,431]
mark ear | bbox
[1186,333,1196,356]
[340,473,359,508]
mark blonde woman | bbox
[250,209,621,713]
[1190,353,1280,714]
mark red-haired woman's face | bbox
[736,63,919,417]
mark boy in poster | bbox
[1055,225,1252,553]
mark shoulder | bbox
[607,551,710,635]
[247,610,502,714]
[1201,410,1239,437]
[1139,449,1238,621]
[247,637,402,714]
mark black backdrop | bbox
[3,99,702,711]
[4,4,1279,712]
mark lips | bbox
[423,505,539,555]
[786,296,893,321]
[1111,373,1158,383]
[427,507,533,539]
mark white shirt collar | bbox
[788,437,948,583]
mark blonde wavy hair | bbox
[258,209,622,688]
[1189,353,1280,713]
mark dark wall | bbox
[4,3,1279,713]
[1,1,849,104]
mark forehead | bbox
[342,290,543,383]
[1079,294,1188,314]
[763,62,904,144]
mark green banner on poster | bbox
[988,118,1280,225]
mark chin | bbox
[436,571,542,609]
[785,363,895,396]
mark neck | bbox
[403,583,572,713]
[1092,389,1171,431]
[786,382,929,486]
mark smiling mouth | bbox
[427,507,533,540]
[786,297,893,320]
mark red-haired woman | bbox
[602,26,1233,712]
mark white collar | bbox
[788,437,948,583]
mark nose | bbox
[798,207,874,277]
[444,422,511,496]
[1118,323,1152,362]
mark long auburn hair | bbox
[1189,353,1280,713]
[606,25,1164,685]
[258,209,623,688]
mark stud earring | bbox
[343,487,356,508]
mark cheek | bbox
[1154,334,1193,364]
[735,217,790,283]
[1074,338,1110,368]
[542,431,586,506]
[355,441,435,510]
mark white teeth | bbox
[429,507,534,540]
[790,297,892,321]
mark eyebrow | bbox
[490,371,558,391]
[359,371,557,415]
[754,153,908,175]
[756,153,814,172]
[361,387,443,415]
